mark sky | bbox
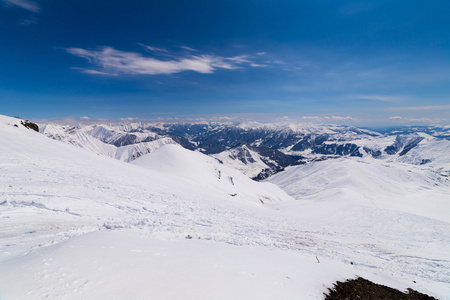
[1,0,450,126]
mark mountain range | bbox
[40,120,450,179]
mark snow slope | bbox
[1,229,414,300]
[393,133,450,175]
[268,157,450,222]
[267,157,450,298]
[212,145,276,178]
[1,115,449,299]
[131,144,291,205]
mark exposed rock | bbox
[21,120,39,132]
[324,277,438,300]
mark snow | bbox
[1,229,410,300]
[131,144,291,205]
[83,124,158,145]
[267,157,450,298]
[211,145,273,178]
[41,123,176,162]
[394,133,450,174]
[268,158,450,221]
[1,114,450,299]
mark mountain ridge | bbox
[38,120,450,178]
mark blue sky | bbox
[1,0,450,126]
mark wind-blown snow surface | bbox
[1,115,450,299]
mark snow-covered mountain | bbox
[131,144,290,205]
[211,144,302,179]
[41,124,176,162]
[377,125,450,140]
[83,124,159,146]
[38,120,450,180]
[1,114,450,299]
[393,133,450,175]
[267,157,450,221]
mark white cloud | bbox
[330,116,358,121]
[140,45,169,53]
[80,116,90,120]
[352,94,402,102]
[387,116,444,124]
[180,46,198,52]
[250,63,268,68]
[299,115,358,123]
[385,104,450,111]
[119,117,139,121]
[256,52,266,56]
[301,116,322,121]
[80,69,118,76]
[66,47,256,76]
[3,0,40,12]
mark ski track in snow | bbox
[1,116,450,299]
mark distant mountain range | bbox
[39,121,450,179]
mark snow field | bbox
[267,158,450,298]
[0,230,423,300]
[1,115,449,299]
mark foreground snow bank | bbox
[0,230,415,300]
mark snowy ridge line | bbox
[39,120,450,181]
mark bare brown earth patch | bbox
[324,277,438,300]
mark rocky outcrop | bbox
[21,120,39,132]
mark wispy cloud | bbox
[388,116,444,123]
[299,115,358,122]
[351,94,403,102]
[329,116,358,121]
[250,63,268,68]
[19,16,38,25]
[301,116,322,121]
[82,69,118,76]
[180,46,198,52]
[139,44,169,54]
[385,104,450,111]
[3,0,40,12]
[66,46,263,76]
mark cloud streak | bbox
[3,0,40,12]
[351,94,403,102]
[385,104,450,111]
[66,46,261,76]
[299,115,359,122]
[388,116,444,123]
